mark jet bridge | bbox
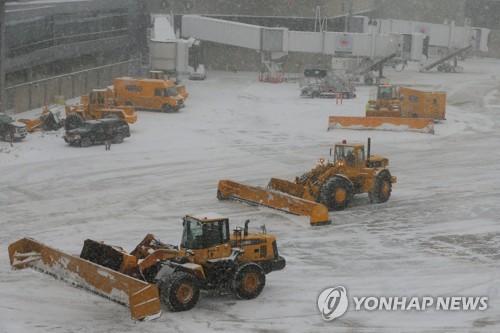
[361,17,490,52]
[180,15,424,61]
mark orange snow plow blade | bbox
[17,118,42,132]
[328,116,434,134]
[217,179,331,226]
[8,238,161,321]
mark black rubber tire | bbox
[42,114,57,131]
[162,104,172,113]
[369,170,393,204]
[437,65,443,72]
[231,263,266,300]
[159,271,200,312]
[65,113,84,131]
[312,91,320,99]
[112,134,123,144]
[319,176,353,211]
[4,132,13,142]
[80,137,91,148]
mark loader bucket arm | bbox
[267,178,306,198]
[8,238,161,321]
[217,180,331,226]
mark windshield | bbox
[181,217,226,249]
[165,88,178,97]
[181,217,206,249]
[78,123,94,131]
[333,145,355,166]
[0,114,13,122]
[378,86,392,100]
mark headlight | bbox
[75,135,81,140]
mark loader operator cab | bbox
[181,214,230,250]
[89,89,107,106]
[377,84,399,101]
[331,141,365,168]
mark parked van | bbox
[113,77,188,113]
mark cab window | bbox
[378,86,392,100]
[357,148,365,167]
[181,218,228,249]
[203,222,222,248]
[333,145,355,166]
[181,218,205,249]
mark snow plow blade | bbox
[217,179,331,226]
[328,116,434,134]
[8,238,161,321]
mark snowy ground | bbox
[1,57,499,333]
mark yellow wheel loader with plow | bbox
[218,139,396,224]
[64,89,137,131]
[328,84,446,134]
[8,213,285,321]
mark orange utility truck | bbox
[113,77,187,113]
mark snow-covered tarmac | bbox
[1,58,499,332]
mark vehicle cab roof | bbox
[335,141,364,148]
[186,212,227,223]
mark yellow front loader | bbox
[64,89,137,130]
[8,214,285,321]
[329,84,445,134]
[218,139,396,221]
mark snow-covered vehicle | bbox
[300,70,356,99]
[63,118,130,147]
[189,64,206,80]
[0,113,28,141]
